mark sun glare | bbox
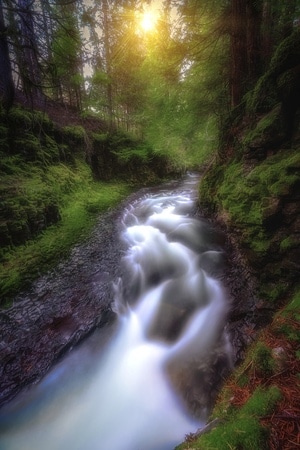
[140,10,157,32]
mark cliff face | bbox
[200,30,300,303]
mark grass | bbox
[0,159,131,305]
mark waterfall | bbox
[0,173,232,450]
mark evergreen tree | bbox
[0,0,14,110]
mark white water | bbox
[0,174,231,450]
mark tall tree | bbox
[229,0,248,107]
[17,0,44,101]
[50,1,84,108]
[0,0,14,110]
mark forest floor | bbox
[228,313,300,449]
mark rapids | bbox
[0,173,232,450]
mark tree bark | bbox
[230,0,248,107]
[18,0,43,102]
[102,0,113,129]
[0,0,14,110]
[246,0,262,83]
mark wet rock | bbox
[0,206,123,408]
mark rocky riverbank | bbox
[0,206,122,407]
[0,177,266,417]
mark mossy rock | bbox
[269,30,300,77]
[277,65,300,100]
[243,106,286,151]
[246,73,279,114]
[246,31,300,116]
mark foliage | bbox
[0,159,131,305]
[62,125,86,141]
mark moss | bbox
[246,73,279,114]
[280,236,297,252]
[178,387,281,450]
[92,132,108,143]
[192,416,267,450]
[210,148,299,254]
[31,110,53,132]
[60,126,86,155]
[259,283,285,303]
[0,159,132,304]
[7,107,32,128]
[62,125,86,141]
[242,106,285,150]
[113,146,151,164]
[269,30,300,77]
[251,342,275,376]
[0,123,9,153]
[284,290,300,313]
[277,66,300,98]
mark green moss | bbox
[284,290,300,313]
[246,73,278,114]
[8,107,32,127]
[113,146,152,164]
[242,106,284,150]
[251,342,275,376]
[14,133,42,161]
[0,154,26,175]
[192,416,266,450]
[237,373,249,388]
[209,148,299,259]
[269,30,300,77]
[280,237,297,252]
[0,160,131,304]
[259,283,285,302]
[246,30,300,115]
[0,123,9,153]
[62,125,86,140]
[92,132,108,143]
[43,135,60,162]
[178,387,281,450]
[274,290,300,333]
[241,386,281,416]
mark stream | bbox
[0,173,232,450]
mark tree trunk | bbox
[18,0,43,102]
[246,0,262,83]
[230,0,248,107]
[261,0,273,67]
[102,0,113,129]
[0,0,14,110]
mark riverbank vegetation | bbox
[0,0,299,447]
[0,105,176,304]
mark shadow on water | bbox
[0,173,232,450]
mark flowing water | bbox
[0,173,232,450]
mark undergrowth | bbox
[0,159,131,305]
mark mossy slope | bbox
[185,30,300,449]
[0,105,178,305]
